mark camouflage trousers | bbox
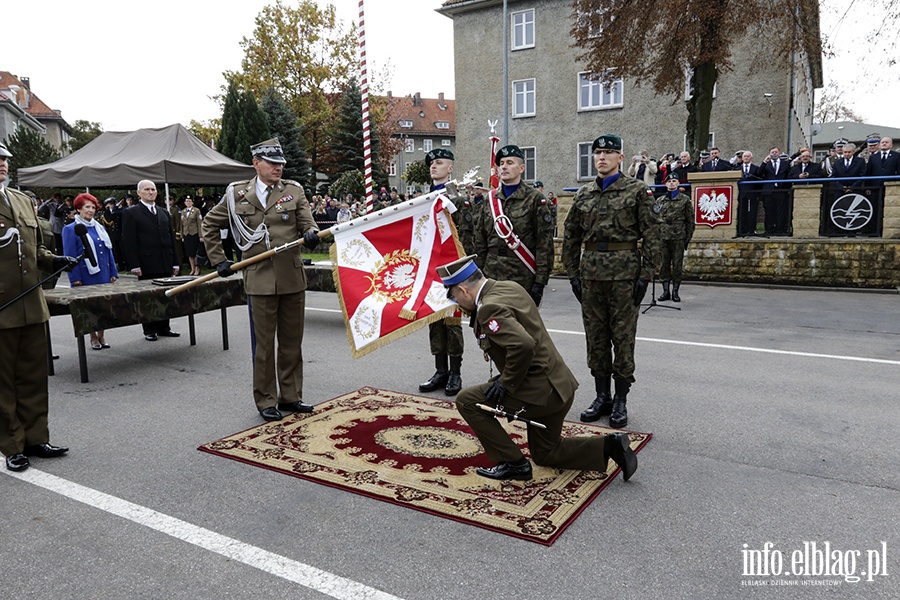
[659,239,686,283]
[428,320,464,356]
[580,279,639,383]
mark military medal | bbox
[281,213,289,221]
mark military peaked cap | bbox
[251,138,286,164]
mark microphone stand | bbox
[641,274,680,314]
[0,252,85,314]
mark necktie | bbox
[846,159,850,168]
[713,159,718,168]
[884,152,889,162]
[801,164,806,174]
[744,166,749,176]
[150,205,156,215]
[774,161,779,173]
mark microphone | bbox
[73,222,98,268]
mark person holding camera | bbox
[627,149,658,186]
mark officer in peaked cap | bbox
[473,143,553,308]
[201,137,320,422]
[562,132,661,430]
[419,146,465,397]
[435,254,638,483]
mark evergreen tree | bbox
[4,126,60,186]
[65,120,104,153]
[234,90,269,165]
[330,79,388,191]
[218,81,242,160]
[261,88,312,190]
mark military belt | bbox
[583,241,637,252]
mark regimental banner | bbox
[694,185,733,227]
[330,197,465,357]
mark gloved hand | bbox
[52,255,79,272]
[216,260,235,278]
[632,277,649,306]
[303,230,320,250]
[529,283,544,306]
[570,277,583,303]
[484,379,507,403]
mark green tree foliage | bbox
[225,0,356,175]
[189,119,221,149]
[218,81,242,159]
[329,169,365,198]
[330,79,388,191]
[261,88,312,190]
[404,160,430,188]
[4,126,60,186]
[66,120,103,153]
[235,90,270,164]
[570,1,821,157]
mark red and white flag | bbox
[330,196,464,357]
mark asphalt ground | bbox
[2,278,898,600]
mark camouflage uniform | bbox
[453,192,481,255]
[656,191,694,284]
[562,175,660,386]
[473,182,554,292]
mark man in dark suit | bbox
[439,255,638,483]
[121,180,180,341]
[736,151,763,236]
[788,149,823,183]
[831,142,867,195]
[759,147,792,235]
[866,137,900,179]
[701,147,733,172]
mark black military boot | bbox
[672,282,682,302]
[609,379,630,428]
[580,374,613,422]
[445,356,462,396]
[419,354,449,393]
[657,281,671,301]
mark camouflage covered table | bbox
[45,276,246,382]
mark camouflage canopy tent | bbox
[17,123,256,188]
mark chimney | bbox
[387,90,392,99]
[21,77,31,90]
[439,92,444,102]
[413,92,421,106]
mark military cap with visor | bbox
[251,138,287,164]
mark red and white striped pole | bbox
[358,0,374,214]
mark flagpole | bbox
[358,0,374,214]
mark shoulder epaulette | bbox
[282,179,302,187]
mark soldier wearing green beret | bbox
[418,148,465,396]
[655,172,694,302]
[562,134,661,429]
[472,145,554,306]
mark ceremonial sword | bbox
[476,403,547,429]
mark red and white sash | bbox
[488,190,537,274]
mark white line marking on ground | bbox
[546,329,900,366]
[1,469,404,600]
[307,307,343,313]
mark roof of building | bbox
[813,121,900,147]
[387,92,455,137]
[0,71,67,122]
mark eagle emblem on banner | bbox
[694,186,733,228]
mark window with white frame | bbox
[435,121,450,130]
[388,162,397,176]
[399,119,413,128]
[513,79,536,117]
[577,143,597,180]
[522,147,536,181]
[423,139,433,152]
[511,9,535,50]
[441,139,451,146]
[578,72,623,110]
[405,138,415,153]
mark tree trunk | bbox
[685,61,717,159]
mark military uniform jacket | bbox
[656,192,695,242]
[475,279,577,406]
[562,175,661,282]
[0,186,54,330]
[473,182,554,288]
[180,206,202,236]
[454,195,480,255]
[201,177,317,296]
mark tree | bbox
[261,88,312,190]
[225,0,356,176]
[4,126,60,186]
[814,82,864,124]
[328,169,365,198]
[570,1,821,158]
[329,79,388,191]
[404,160,430,189]
[189,119,220,149]
[66,120,103,153]
[235,90,270,164]
[218,81,242,159]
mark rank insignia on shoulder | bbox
[487,319,500,333]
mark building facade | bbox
[0,72,72,154]
[385,92,456,195]
[438,0,822,195]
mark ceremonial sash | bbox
[488,190,537,274]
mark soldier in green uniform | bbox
[202,138,321,422]
[438,255,637,482]
[472,145,553,306]
[419,148,465,396]
[456,178,483,255]
[0,142,75,471]
[562,134,660,429]
[656,172,695,302]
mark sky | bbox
[4,1,899,133]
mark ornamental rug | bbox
[198,387,652,546]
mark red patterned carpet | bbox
[199,387,652,545]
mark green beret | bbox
[425,148,454,166]
[495,144,524,164]
[591,134,623,152]
[666,172,681,181]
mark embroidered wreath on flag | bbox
[366,249,420,302]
